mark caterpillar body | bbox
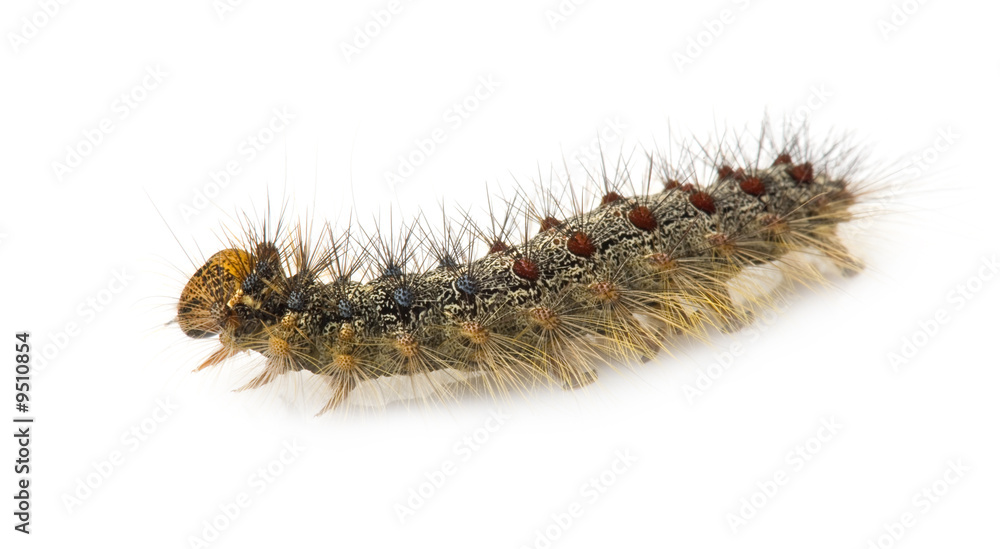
[175,123,876,415]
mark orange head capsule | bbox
[177,248,253,338]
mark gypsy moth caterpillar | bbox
[172,119,890,415]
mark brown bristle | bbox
[601,192,623,205]
[255,242,281,263]
[773,153,792,165]
[689,191,716,214]
[627,206,657,231]
[513,257,540,281]
[539,216,562,232]
[739,177,766,197]
[828,187,856,205]
[680,183,696,193]
[489,240,509,254]
[718,166,747,181]
[566,231,596,258]
[664,179,680,190]
[788,162,814,184]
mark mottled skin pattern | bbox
[177,155,859,410]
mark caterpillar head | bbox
[176,244,285,338]
[177,249,252,338]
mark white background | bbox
[2,1,999,548]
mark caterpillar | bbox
[174,121,880,415]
